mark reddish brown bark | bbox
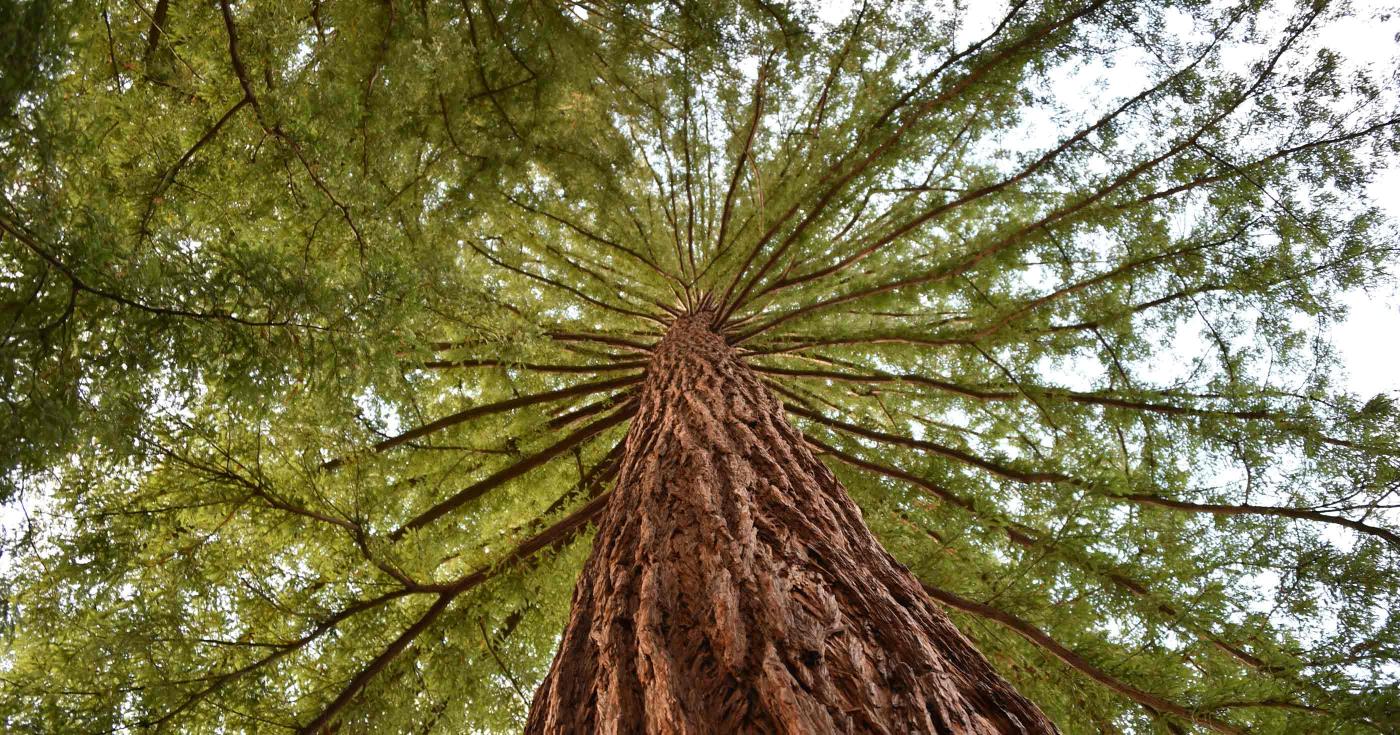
[525,313,1056,734]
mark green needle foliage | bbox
[2,0,1398,732]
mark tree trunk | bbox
[525,313,1057,734]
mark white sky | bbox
[1316,3,1400,397]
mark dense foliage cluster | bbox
[2,0,1398,732]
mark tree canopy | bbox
[2,0,1398,732]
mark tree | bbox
[1,0,1398,732]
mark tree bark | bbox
[525,313,1057,734]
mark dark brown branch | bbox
[298,593,456,735]
[145,430,441,589]
[810,437,1280,674]
[801,1,868,140]
[142,0,171,66]
[713,0,1041,316]
[803,383,1398,547]
[679,92,699,283]
[503,194,684,290]
[953,227,1250,343]
[417,358,646,374]
[1046,237,1400,336]
[919,582,1245,735]
[467,238,666,324]
[742,333,969,356]
[797,370,1396,545]
[145,588,417,728]
[544,330,655,353]
[540,239,682,318]
[655,102,693,298]
[1048,284,1230,332]
[1119,493,1400,549]
[713,53,772,260]
[730,127,1216,342]
[747,15,1235,310]
[1129,116,1400,208]
[784,400,1069,484]
[392,401,636,538]
[541,441,624,517]
[101,6,123,89]
[611,115,694,301]
[754,364,1269,419]
[141,96,252,236]
[219,0,369,259]
[218,0,261,115]
[0,214,317,330]
[297,464,619,733]
[546,389,635,430]
[479,618,530,706]
[298,481,614,731]
[321,374,639,471]
[448,486,614,588]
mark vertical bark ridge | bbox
[525,312,1057,734]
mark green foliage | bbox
[2,0,1398,732]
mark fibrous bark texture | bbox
[525,313,1057,734]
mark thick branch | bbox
[748,17,1236,310]
[298,593,456,735]
[141,96,252,236]
[713,53,772,259]
[504,193,684,290]
[715,0,1066,319]
[142,0,171,66]
[144,588,417,728]
[468,238,667,324]
[220,0,369,258]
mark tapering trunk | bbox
[525,314,1056,734]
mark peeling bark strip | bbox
[526,313,1056,734]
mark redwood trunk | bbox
[525,314,1056,734]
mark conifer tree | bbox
[2,0,1398,732]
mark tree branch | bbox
[1119,493,1400,549]
[919,582,1246,735]
[784,399,1069,483]
[321,374,641,471]
[392,400,636,538]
